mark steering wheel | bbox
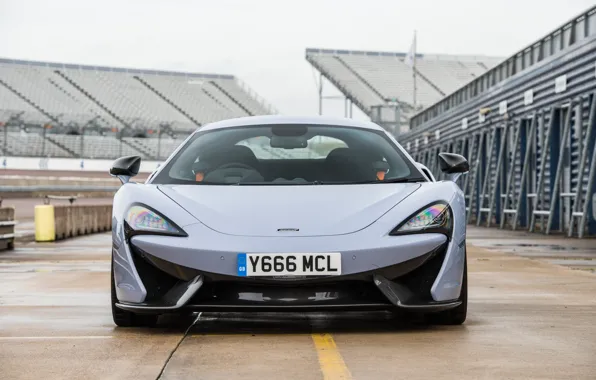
[216,162,257,171]
[204,162,263,184]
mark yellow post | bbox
[35,205,55,242]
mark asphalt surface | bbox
[1,228,595,379]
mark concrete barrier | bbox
[35,204,112,241]
[0,175,120,187]
[0,174,123,199]
[0,206,16,250]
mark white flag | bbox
[404,31,416,68]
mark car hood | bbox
[158,184,420,237]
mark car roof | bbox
[197,115,387,132]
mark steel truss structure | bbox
[402,8,596,237]
[409,95,596,237]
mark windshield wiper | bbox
[228,178,427,186]
[233,181,313,186]
[307,177,426,185]
[379,177,427,183]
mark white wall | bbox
[0,156,162,173]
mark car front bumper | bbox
[113,223,465,314]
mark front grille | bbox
[130,242,448,306]
[190,280,391,307]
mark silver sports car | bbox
[109,116,470,327]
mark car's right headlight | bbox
[389,202,453,239]
[124,204,187,237]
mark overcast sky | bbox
[0,0,593,119]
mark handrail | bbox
[410,5,596,128]
[44,195,78,204]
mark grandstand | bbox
[0,58,276,160]
[306,48,503,131]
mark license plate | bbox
[237,253,341,277]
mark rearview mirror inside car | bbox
[270,135,308,149]
[110,155,142,184]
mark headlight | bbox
[124,205,186,237]
[389,202,453,238]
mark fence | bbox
[400,19,596,238]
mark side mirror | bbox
[110,156,141,184]
[438,153,469,182]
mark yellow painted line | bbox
[311,333,351,380]
[189,333,311,338]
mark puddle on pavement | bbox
[487,243,596,251]
[505,244,575,250]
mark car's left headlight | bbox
[389,202,453,238]
[124,204,187,237]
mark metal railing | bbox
[410,6,596,129]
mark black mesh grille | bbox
[130,245,179,302]
[190,280,391,306]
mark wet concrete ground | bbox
[1,228,595,379]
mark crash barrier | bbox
[0,185,119,193]
[0,205,16,250]
[0,185,119,199]
[35,204,112,242]
[401,9,596,238]
[44,195,78,205]
[0,175,120,188]
[0,157,161,173]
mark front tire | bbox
[429,252,468,325]
[111,258,159,327]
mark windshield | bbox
[151,124,423,185]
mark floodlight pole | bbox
[413,30,417,108]
[41,125,47,156]
[118,128,123,157]
[157,126,162,160]
[344,98,353,118]
[80,128,84,158]
[344,97,348,117]
[318,73,323,115]
[3,120,7,155]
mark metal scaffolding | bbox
[407,93,596,237]
[400,8,596,237]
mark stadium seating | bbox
[0,57,277,159]
[306,48,503,124]
[0,83,49,125]
[140,75,241,125]
[0,58,275,134]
